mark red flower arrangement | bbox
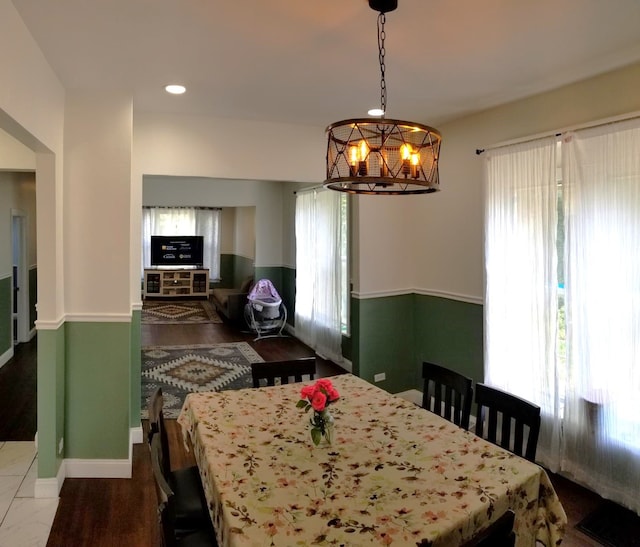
[296,378,340,445]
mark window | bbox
[295,189,349,364]
[339,194,349,334]
[142,207,221,280]
[484,117,640,513]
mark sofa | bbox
[211,276,254,324]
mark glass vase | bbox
[310,408,334,446]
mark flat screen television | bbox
[150,235,204,268]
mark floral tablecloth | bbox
[177,374,566,546]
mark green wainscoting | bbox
[351,293,484,395]
[413,294,484,386]
[130,310,141,428]
[254,267,282,292]
[0,276,9,357]
[217,254,234,288]
[64,322,131,459]
[351,294,415,393]
[37,326,65,478]
[216,254,255,289]
[233,255,255,288]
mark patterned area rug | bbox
[142,299,222,324]
[141,342,263,418]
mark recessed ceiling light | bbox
[368,108,384,117]
[165,84,186,95]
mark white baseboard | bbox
[65,458,132,479]
[395,389,423,406]
[131,425,143,445]
[0,346,14,369]
[34,463,65,499]
[34,425,142,497]
[35,477,60,499]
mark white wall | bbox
[0,129,35,171]
[352,62,640,301]
[353,195,418,296]
[234,207,255,260]
[219,208,235,254]
[410,61,640,304]
[64,91,133,316]
[0,2,64,152]
[0,0,65,323]
[134,112,325,183]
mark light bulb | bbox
[400,144,412,160]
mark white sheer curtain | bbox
[195,208,220,280]
[484,137,562,467]
[485,118,640,512]
[295,189,343,364]
[562,119,640,510]
[142,207,221,279]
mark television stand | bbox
[143,268,209,299]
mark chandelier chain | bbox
[377,12,387,115]
[323,1,441,195]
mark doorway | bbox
[11,210,29,345]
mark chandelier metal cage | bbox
[324,0,441,195]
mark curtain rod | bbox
[142,206,221,210]
[294,184,325,195]
[475,109,640,155]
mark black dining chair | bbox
[421,362,474,430]
[461,509,516,547]
[251,357,317,388]
[474,383,541,462]
[149,434,218,547]
[147,388,210,537]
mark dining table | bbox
[177,373,567,546]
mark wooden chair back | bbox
[251,357,316,388]
[475,383,541,462]
[461,509,516,546]
[147,387,173,479]
[422,362,473,430]
[149,433,176,547]
[147,387,163,441]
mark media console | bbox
[143,268,209,299]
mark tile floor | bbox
[0,442,58,546]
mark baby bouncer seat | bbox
[244,279,287,340]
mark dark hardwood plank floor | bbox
[0,337,37,440]
[0,321,614,546]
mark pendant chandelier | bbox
[324,0,441,195]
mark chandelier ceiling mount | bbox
[324,0,441,195]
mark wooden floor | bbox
[0,322,611,546]
[0,338,37,441]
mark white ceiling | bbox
[11,0,640,128]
